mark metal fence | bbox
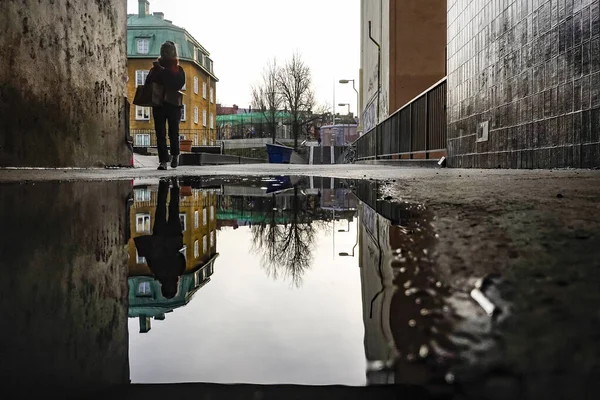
[355,78,447,161]
[131,129,217,147]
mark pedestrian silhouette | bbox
[134,178,185,299]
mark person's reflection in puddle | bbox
[134,177,185,299]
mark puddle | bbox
[0,176,510,397]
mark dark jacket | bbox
[146,61,186,106]
[134,235,185,279]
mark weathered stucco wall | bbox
[0,181,131,395]
[0,0,131,167]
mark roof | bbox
[127,13,218,81]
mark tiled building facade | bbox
[447,0,600,168]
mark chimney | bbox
[153,12,164,20]
[138,0,149,17]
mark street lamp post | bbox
[338,103,351,116]
[339,216,359,258]
[339,79,359,121]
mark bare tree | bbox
[276,52,315,149]
[251,58,283,144]
[251,188,320,288]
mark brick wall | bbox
[447,0,600,168]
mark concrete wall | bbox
[0,0,131,168]
[360,0,390,133]
[0,181,131,394]
[447,0,600,169]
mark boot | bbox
[171,154,179,168]
[157,162,168,170]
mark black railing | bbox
[355,78,447,161]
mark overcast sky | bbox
[127,0,360,114]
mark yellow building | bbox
[128,184,218,277]
[127,0,218,147]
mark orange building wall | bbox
[127,58,217,145]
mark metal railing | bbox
[355,78,447,161]
[131,129,217,147]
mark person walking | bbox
[146,41,186,170]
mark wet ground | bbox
[1,167,600,399]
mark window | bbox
[138,281,151,295]
[194,136,198,146]
[209,60,213,73]
[174,43,180,57]
[202,110,207,127]
[135,70,149,87]
[134,133,150,146]
[193,47,198,61]
[203,208,207,225]
[135,106,150,121]
[136,213,151,233]
[203,235,208,253]
[194,240,199,258]
[202,82,207,99]
[136,250,146,265]
[194,210,199,228]
[210,231,215,247]
[137,39,149,55]
[210,205,215,221]
[179,213,186,232]
[210,113,214,129]
[194,106,199,124]
[134,188,151,202]
[194,76,199,94]
[210,87,214,103]
[181,104,186,121]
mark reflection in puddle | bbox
[0,176,509,396]
[355,180,511,390]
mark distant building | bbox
[216,111,292,140]
[359,0,446,132]
[216,104,239,116]
[127,0,219,147]
[319,124,360,146]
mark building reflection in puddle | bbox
[125,176,460,389]
[126,176,359,331]
[127,176,366,385]
[354,179,453,387]
[127,178,219,333]
[0,182,132,396]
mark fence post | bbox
[408,104,412,159]
[425,92,430,159]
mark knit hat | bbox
[160,41,178,61]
